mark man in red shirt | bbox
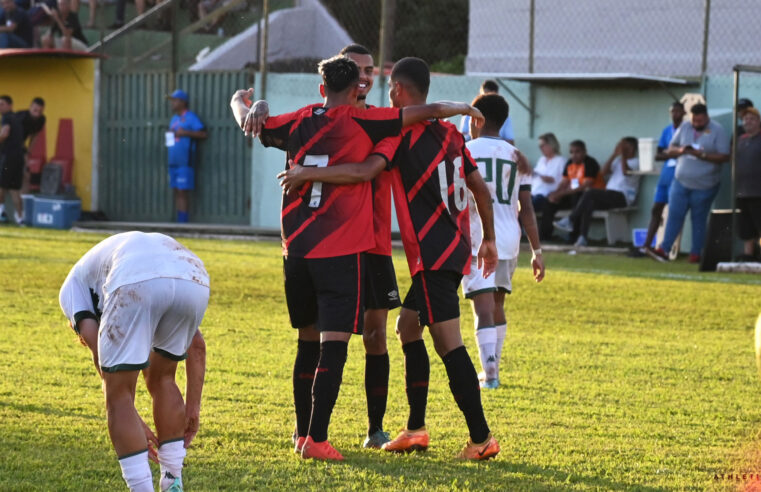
[231,55,484,461]
[279,57,501,460]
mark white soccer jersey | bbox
[59,231,210,325]
[466,136,531,260]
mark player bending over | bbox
[230,55,484,461]
[461,93,545,390]
[58,232,209,492]
[279,57,501,460]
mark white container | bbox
[638,138,656,172]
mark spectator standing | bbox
[554,137,640,246]
[530,132,565,240]
[640,101,685,254]
[736,98,754,139]
[14,97,46,192]
[538,140,601,240]
[0,0,33,48]
[735,107,761,261]
[460,80,515,144]
[41,0,88,50]
[166,89,207,223]
[0,95,26,225]
[648,104,730,263]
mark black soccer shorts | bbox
[364,253,401,310]
[283,253,366,334]
[401,270,463,327]
[0,154,24,190]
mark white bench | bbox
[554,207,638,245]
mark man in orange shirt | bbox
[537,139,601,239]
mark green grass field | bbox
[1,227,760,491]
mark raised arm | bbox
[517,189,545,282]
[465,170,497,278]
[403,101,484,128]
[183,329,206,448]
[278,155,387,194]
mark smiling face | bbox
[344,52,374,106]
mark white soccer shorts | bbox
[461,257,518,299]
[98,278,210,372]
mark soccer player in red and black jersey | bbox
[231,55,485,461]
[279,57,501,460]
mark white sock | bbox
[475,326,497,380]
[495,323,507,377]
[118,450,154,492]
[158,439,186,491]
[14,211,23,224]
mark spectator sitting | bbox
[735,107,761,261]
[640,101,685,255]
[460,79,515,144]
[554,137,641,247]
[14,97,46,191]
[530,132,566,240]
[40,0,87,50]
[0,0,33,48]
[647,103,730,263]
[537,139,601,240]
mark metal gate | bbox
[98,70,253,224]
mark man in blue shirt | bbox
[167,89,207,223]
[459,80,514,144]
[640,101,685,255]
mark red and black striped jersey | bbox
[260,104,402,258]
[387,119,478,276]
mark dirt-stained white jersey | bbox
[466,136,531,260]
[59,231,209,326]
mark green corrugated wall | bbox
[98,70,253,224]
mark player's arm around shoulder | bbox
[402,101,485,128]
[278,154,388,194]
[517,188,545,283]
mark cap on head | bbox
[738,98,754,110]
[169,89,189,103]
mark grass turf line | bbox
[0,228,759,491]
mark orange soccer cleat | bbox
[300,437,344,461]
[455,434,500,461]
[381,427,430,453]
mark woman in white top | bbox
[530,133,566,239]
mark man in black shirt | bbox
[41,0,88,50]
[15,97,46,191]
[0,0,33,48]
[0,96,27,225]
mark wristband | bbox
[532,248,542,256]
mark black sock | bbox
[403,340,429,430]
[293,340,320,438]
[365,353,390,435]
[308,341,348,442]
[442,345,490,444]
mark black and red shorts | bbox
[364,253,401,310]
[401,270,462,327]
[283,253,365,334]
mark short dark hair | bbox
[471,93,508,130]
[0,95,12,105]
[317,55,359,94]
[691,103,708,115]
[623,136,638,155]
[481,80,499,93]
[391,57,430,96]
[32,97,45,107]
[570,139,586,151]
[339,44,371,56]
[670,101,684,110]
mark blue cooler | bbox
[32,197,81,229]
[21,194,34,225]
